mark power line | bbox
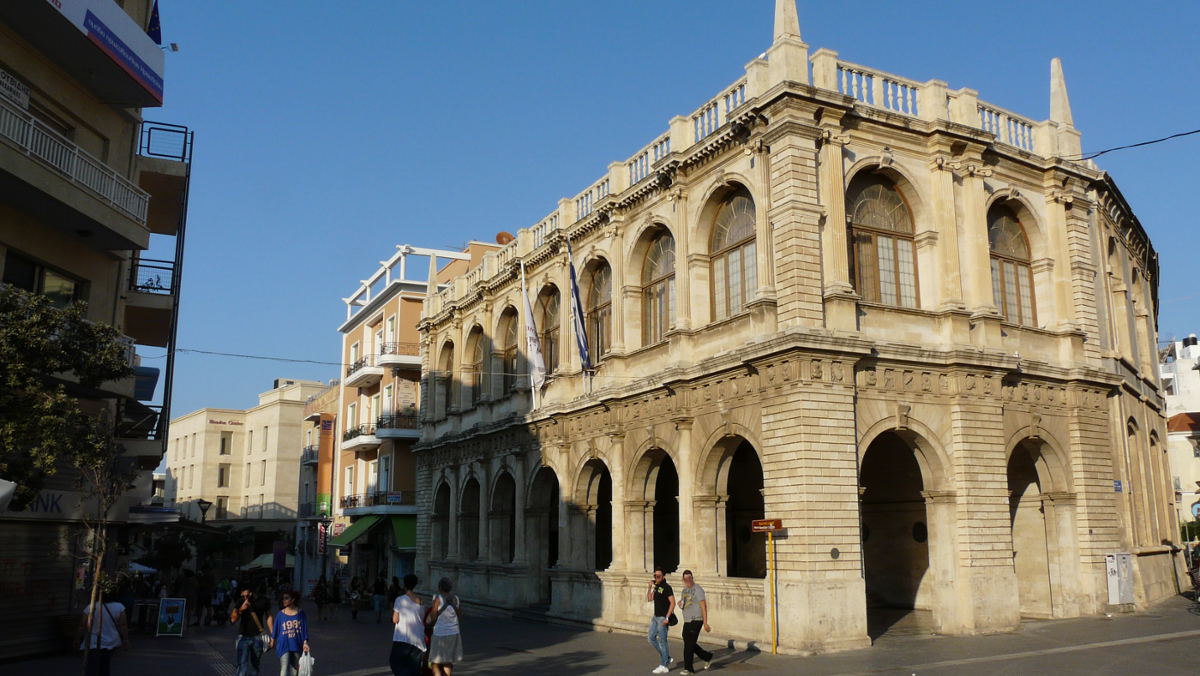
[174,347,345,367]
[1067,127,1200,161]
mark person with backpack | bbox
[646,566,676,674]
[427,577,463,676]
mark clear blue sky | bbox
[150,0,1200,416]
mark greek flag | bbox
[520,261,546,407]
[566,239,592,372]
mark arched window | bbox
[586,262,612,359]
[500,309,519,393]
[988,205,1035,325]
[466,328,485,406]
[847,173,918,308]
[437,341,455,415]
[711,188,757,320]
[537,286,560,374]
[642,230,676,345]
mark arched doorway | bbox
[652,453,680,573]
[527,467,560,605]
[433,482,450,560]
[577,459,613,570]
[725,441,766,578]
[1008,440,1052,617]
[459,476,480,561]
[490,472,517,563]
[860,431,930,637]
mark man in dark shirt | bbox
[645,566,675,674]
[230,587,272,676]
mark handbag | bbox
[249,611,271,655]
[668,613,678,627]
[298,651,315,676]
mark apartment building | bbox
[1160,336,1200,522]
[415,0,1177,653]
[0,0,191,659]
[328,245,477,582]
[165,379,325,525]
[294,380,338,593]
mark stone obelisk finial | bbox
[1050,57,1074,127]
[766,0,808,84]
[774,0,802,42]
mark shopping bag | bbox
[298,651,315,676]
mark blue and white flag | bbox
[566,239,592,372]
[520,261,546,407]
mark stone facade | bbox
[413,1,1179,653]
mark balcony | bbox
[378,342,421,370]
[300,445,320,465]
[114,399,165,470]
[341,423,380,452]
[344,355,383,388]
[123,256,176,348]
[340,491,417,516]
[0,95,151,250]
[376,411,420,440]
[137,122,192,237]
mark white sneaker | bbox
[681,671,693,675]
[652,666,669,674]
[704,658,711,670]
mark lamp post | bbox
[197,498,213,523]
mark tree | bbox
[0,285,133,509]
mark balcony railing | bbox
[342,423,377,441]
[379,342,420,357]
[129,257,176,295]
[345,355,376,378]
[340,491,415,509]
[115,400,163,441]
[0,95,149,223]
[139,121,193,163]
[300,445,319,465]
[377,412,420,431]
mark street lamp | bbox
[197,498,213,523]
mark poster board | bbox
[155,597,186,637]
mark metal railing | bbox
[139,121,193,163]
[300,445,319,464]
[115,401,163,440]
[377,412,420,431]
[129,257,176,294]
[379,342,420,357]
[345,355,377,378]
[342,423,377,441]
[0,95,149,223]
[340,491,415,509]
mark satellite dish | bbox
[496,231,515,245]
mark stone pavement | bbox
[6,596,1200,675]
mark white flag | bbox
[521,261,546,407]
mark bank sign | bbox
[46,0,165,103]
[2,489,100,522]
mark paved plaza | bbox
[7,596,1200,675]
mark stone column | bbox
[816,127,856,329]
[477,463,491,562]
[447,465,460,560]
[624,500,651,573]
[670,191,692,330]
[1042,491,1082,618]
[513,455,528,564]
[608,433,629,570]
[674,419,698,569]
[608,234,627,355]
[929,155,965,311]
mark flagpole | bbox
[520,261,545,410]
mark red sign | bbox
[317,523,327,555]
[751,519,783,533]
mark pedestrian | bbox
[180,570,198,625]
[230,586,273,676]
[678,570,713,674]
[76,594,130,676]
[349,576,362,622]
[388,576,401,607]
[271,590,311,676]
[645,566,676,674]
[313,575,330,621]
[389,574,425,676]
[373,572,388,623]
[427,577,463,676]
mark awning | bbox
[330,515,416,549]
[243,553,295,570]
[330,515,382,548]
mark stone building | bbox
[414,1,1178,653]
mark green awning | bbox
[330,515,382,547]
[391,515,416,549]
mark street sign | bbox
[751,518,783,532]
